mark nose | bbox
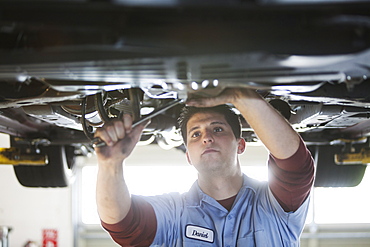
[203,130,214,144]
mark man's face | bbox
[185,111,245,174]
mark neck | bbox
[197,166,243,200]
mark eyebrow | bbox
[188,121,227,135]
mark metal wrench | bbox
[92,98,184,148]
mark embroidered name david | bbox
[185,225,214,243]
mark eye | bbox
[214,127,223,133]
[191,131,201,138]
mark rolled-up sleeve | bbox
[268,138,315,212]
[101,195,157,246]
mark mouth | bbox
[202,148,219,155]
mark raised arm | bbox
[187,88,314,211]
[187,88,300,159]
[94,114,148,224]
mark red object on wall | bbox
[42,229,58,247]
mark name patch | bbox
[185,225,214,243]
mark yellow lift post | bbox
[0,148,48,166]
[335,148,370,165]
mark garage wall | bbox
[0,134,73,247]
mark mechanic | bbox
[94,88,315,246]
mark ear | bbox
[186,151,193,166]
[237,138,246,154]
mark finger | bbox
[122,114,133,133]
[129,119,150,142]
[113,120,125,139]
[106,124,119,144]
[186,97,215,107]
[137,119,151,131]
[187,88,236,107]
[95,128,114,146]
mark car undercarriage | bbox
[0,0,369,187]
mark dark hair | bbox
[178,104,242,144]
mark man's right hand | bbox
[94,113,148,166]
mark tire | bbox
[13,145,75,188]
[309,145,367,187]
